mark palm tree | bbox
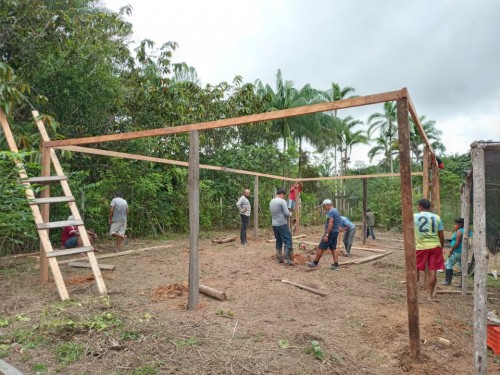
[367,101,397,173]
[409,116,445,165]
[255,70,324,176]
[368,135,398,172]
[337,116,368,175]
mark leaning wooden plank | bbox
[353,251,393,265]
[68,262,115,270]
[281,279,327,297]
[211,237,237,244]
[58,245,173,264]
[0,359,23,375]
[199,284,227,300]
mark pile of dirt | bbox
[291,253,307,265]
[67,274,95,285]
[151,281,188,302]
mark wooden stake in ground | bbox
[397,95,420,361]
[280,279,327,297]
[188,130,200,310]
[472,143,488,375]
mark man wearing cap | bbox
[269,188,294,265]
[307,199,341,270]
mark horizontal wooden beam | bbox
[55,146,424,182]
[45,90,405,147]
[406,90,435,157]
[56,145,296,181]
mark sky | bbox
[105,0,500,166]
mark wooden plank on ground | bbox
[68,262,115,270]
[281,279,327,296]
[350,246,388,253]
[199,284,226,300]
[353,251,393,264]
[0,359,23,375]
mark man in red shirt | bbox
[61,215,98,249]
[288,181,303,211]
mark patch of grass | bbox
[32,363,48,373]
[120,331,141,341]
[175,337,199,347]
[81,312,122,331]
[305,340,324,360]
[11,328,46,350]
[55,342,83,365]
[0,316,9,327]
[131,365,158,375]
[215,309,235,318]
[278,339,290,349]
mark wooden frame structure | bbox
[3,87,441,361]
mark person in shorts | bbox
[414,198,445,301]
[306,199,341,270]
[109,192,129,252]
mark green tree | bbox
[367,101,397,173]
[409,115,445,165]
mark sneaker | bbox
[330,265,340,271]
[306,261,318,268]
[284,260,295,266]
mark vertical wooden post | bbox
[188,130,200,310]
[253,176,259,240]
[471,143,488,375]
[397,96,420,361]
[422,146,429,199]
[295,187,301,236]
[461,173,472,296]
[39,146,50,283]
[362,178,367,245]
[430,159,438,212]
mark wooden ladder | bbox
[0,109,107,300]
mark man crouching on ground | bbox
[306,199,341,270]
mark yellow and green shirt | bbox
[413,211,443,250]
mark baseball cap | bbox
[322,199,332,205]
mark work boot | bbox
[276,249,284,263]
[441,269,453,285]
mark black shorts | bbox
[318,231,339,250]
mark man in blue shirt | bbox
[339,216,356,257]
[306,199,341,270]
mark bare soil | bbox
[1,225,500,374]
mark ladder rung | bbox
[23,176,67,184]
[37,220,84,230]
[46,246,94,258]
[29,196,75,205]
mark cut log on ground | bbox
[280,279,327,296]
[68,262,115,270]
[211,237,237,244]
[353,251,393,264]
[267,234,306,243]
[199,284,227,300]
[58,244,173,265]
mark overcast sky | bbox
[105,0,500,165]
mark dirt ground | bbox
[1,225,500,375]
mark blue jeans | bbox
[240,214,249,243]
[445,251,462,270]
[367,226,376,239]
[272,224,293,261]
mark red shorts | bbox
[416,247,445,271]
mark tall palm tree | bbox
[367,101,397,173]
[337,116,368,175]
[368,135,398,172]
[255,70,324,176]
[409,115,445,165]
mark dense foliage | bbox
[0,0,467,254]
